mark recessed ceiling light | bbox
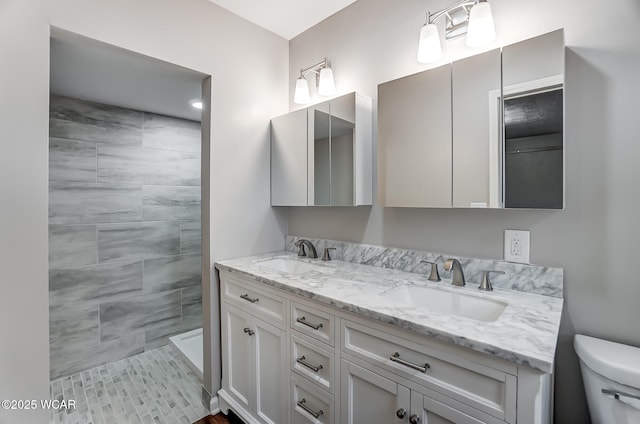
[191,101,203,110]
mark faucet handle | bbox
[479,270,505,291]
[322,247,336,261]
[419,261,441,282]
[294,240,307,257]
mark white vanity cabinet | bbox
[219,273,288,424]
[340,317,517,424]
[289,300,338,424]
[341,360,496,424]
[217,269,553,424]
[341,318,517,421]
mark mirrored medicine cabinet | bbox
[379,29,565,209]
[271,92,372,206]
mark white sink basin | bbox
[257,258,334,275]
[380,284,507,322]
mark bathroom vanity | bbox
[215,242,563,424]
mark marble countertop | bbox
[215,252,563,373]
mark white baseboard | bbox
[209,396,219,415]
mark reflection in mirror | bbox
[330,115,355,205]
[312,93,357,206]
[500,29,565,209]
[504,86,563,208]
[313,109,331,205]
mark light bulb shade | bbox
[466,1,496,47]
[294,78,310,104]
[318,67,336,97]
[417,23,443,63]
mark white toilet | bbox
[574,334,640,424]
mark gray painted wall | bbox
[48,95,202,379]
[0,1,50,423]
[289,0,640,422]
[1,0,288,422]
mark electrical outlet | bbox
[504,230,530,263]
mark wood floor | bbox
[193,412,244,424]
[192,415,228,424]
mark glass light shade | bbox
[294,77,310,105]
[466,2,496,47]
[318,67,336,97]
[417,23,443,63]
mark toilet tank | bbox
[574,335,640,424]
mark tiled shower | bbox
[48,95,202,380]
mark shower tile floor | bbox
[49,346,209,424]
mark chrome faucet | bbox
[443,258,465,287]
[419,260,441,282]
[294,239,318,259]
[479,270,505,291]
[322,247,336,261]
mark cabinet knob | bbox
[243,327,255,336]
[409,414,420,424]
[396,408,407,419]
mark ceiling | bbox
[50,29,207,122]
[207,0,358,40]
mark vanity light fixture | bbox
[417,0,496,64]
[293,58,336,105]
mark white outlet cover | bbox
[504,230,530,263]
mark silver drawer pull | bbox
[297,398,323,419]
[296,355,323,373]
[296,316,323,330]
[390,352,430,373]
[240,293,259,303]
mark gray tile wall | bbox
[49,95,202,379]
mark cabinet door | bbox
[502,29,564,209]
[340,360,410,424]
[221,303,253,412]
[410,391,495,424]
[254,317,288,424]
[308,101,331,205]
[271,109,308,206]
[379,64,452,207]
[452,49,501,208]
[329,93,356,206]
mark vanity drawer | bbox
[292,375,334,424]
[291,301,335,346]
[341,319,516,423]
[291,335,335,394]
[220,272,286,324]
